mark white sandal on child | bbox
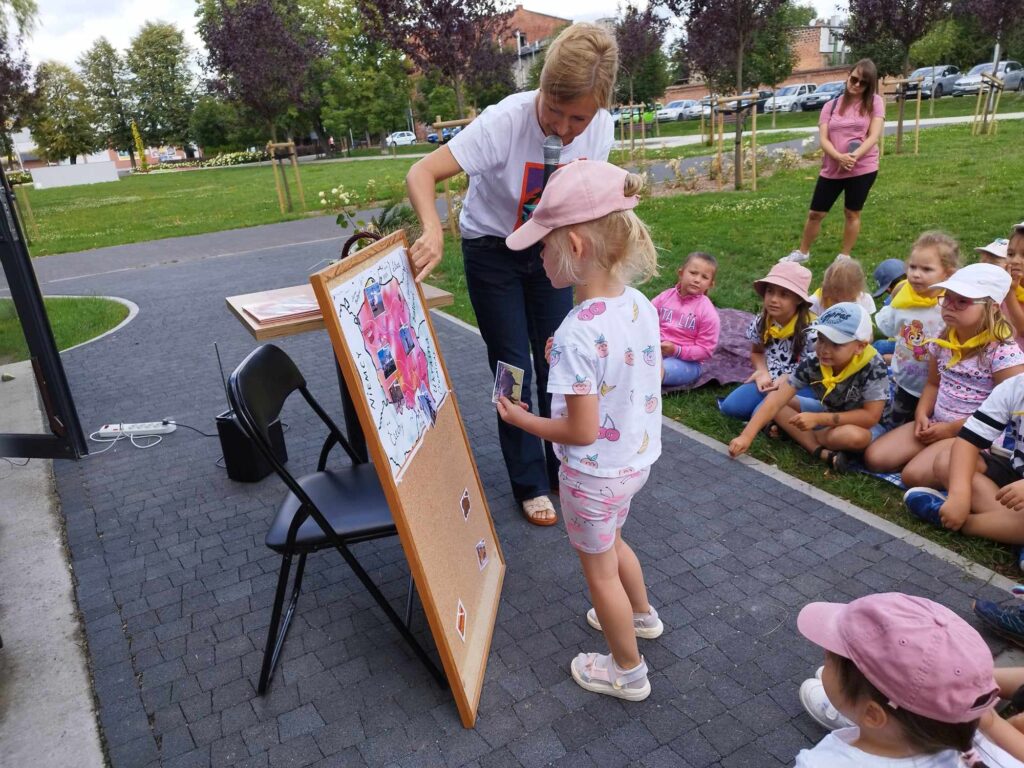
[586,606,664,639]
[570,652,651,701]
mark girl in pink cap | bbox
[718,261,818,423]
[795,592,1023,767]
[497,159,661,701]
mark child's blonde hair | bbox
[544,172,658,286]
[540,23,619,109]
[911,230,960,273]
[939,299,1014,357]
[820,258,866,309]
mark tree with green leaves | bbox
[0,36,30,163]
[318,0,412,147]
[78,38,136,168]
[26,62,99,164]
[0,0,36,37]
[747,2,816,126]
[615,4,670,106]
[414,80,458,126]
[843,0,950,76]
[126,22,196,153]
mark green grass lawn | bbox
[427,122,1024,577]
[0,297,129,365]
[22,158,418,257]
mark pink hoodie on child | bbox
[651,288,720,362]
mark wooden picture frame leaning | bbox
[310,230,505,727]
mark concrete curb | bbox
[46,295,140,355]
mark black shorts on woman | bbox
[809,170,877,213]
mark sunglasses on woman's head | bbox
[848,74,866,86]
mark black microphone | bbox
[541,135,563,190]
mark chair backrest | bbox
[229,344,305,445]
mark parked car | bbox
[613,105,657,125]
[385,131,416,147]
[953,60,1024,96]
[426,127,452,143]
[764,83,816,113]
[802,80,845,110]
[656,99,703,121]
[719,90,774,114]
[905,65,960,99]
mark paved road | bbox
[46,219,1016,767]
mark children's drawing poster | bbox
[327,245,449,482]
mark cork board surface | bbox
[310,232,505,727]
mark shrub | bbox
[6,170,32,186]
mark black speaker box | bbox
[216,410,287,483]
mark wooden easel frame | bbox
[309,231,505,727]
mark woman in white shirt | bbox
[405,24,618,526]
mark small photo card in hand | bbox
[491,361,524,404]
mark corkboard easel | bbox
[309,231,505,728]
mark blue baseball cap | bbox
[871,259,906,298]
[811,302,873,344]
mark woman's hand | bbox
[839,152,857,171]
[409,226,444,283]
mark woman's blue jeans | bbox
[463,236,572,501]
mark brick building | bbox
[501,5,572,88]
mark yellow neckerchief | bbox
[1014,284,1024,303]
[926,328,996,368]
[763,314,798,344]
[889,280,939,310]
[815,345,878,400]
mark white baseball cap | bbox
[810,302,873,344]
[931,262,1011,303]
[975,238,1009,259]
[1014,221,1024,236]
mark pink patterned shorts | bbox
[558,465,651,554]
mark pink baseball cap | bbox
[798,593,999,723]
[753,262,813,304]
[505,160,639,251]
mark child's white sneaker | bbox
[586,606,663,638]
[799,677,853,731]
[779,249,810,263]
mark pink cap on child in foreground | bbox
[797,593,999,723]
[505,160,639,251]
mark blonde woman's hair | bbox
[820,258,867,309]
[540,23,619,109]
[911,230,960,273]
[544,172,658,286]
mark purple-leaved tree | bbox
[199,0,325,141]
[355,0,513,117]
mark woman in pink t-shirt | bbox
[782,59,885,265]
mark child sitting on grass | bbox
[728,302,888,473]
[868,263,1024,487]
[652,251,720,388]
[871,231,959,431]
[809,257,876,317]
[997,224,1024,351]
[718,262,816,422]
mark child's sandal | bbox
[761,422,781,440]
[570,652,651,701]
[813,446,849,474]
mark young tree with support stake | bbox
[957,0,1024,129]
[661,0,786,190]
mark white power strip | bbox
[97,422,177,439]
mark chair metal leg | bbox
[257,552,306,695]
[334,543,447,689]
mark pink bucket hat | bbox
[753,262,812,304]
[798,593,999,724]
[505,160,639,251]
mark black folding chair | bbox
[227,344,444,694]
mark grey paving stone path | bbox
[50,222,1013,768]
